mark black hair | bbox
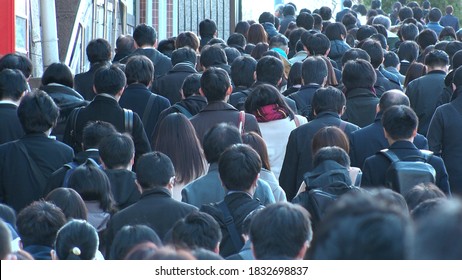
[136,152,175,189]
[296,13,314,30]
[416,29,438,51]
[231,56,257,88]
[342,13,358,30]
[125,55,154,86]
[234,21,250,39]
[82,120,117,150]
[255,56,284,86]
[312,13,323,30]
[244,84,294,119]
[171,211,221,251]
[45,188,88,221]
[0,203,16,229]
[203,123,242,163]
[445,42,462,61]
[157,38,176,58]
[453,66,462,87]
[175,31,200,52]
[171,47,197,67]
[325,22,347,41]
[360,39,384,68]
[404,183,446,212]
[283,4,295,16]
[115,35,135,53]
[86,39,111,63]
[379,90,409,112]
[342,59,377,89]
[313,146,351,168]
[371,0,381,9]
[94,64,127,95]
[133,23,157,47]
[302,56,328,85]
[269,34,289,50]
[319,6,332,20]
[301,32,330,56]
[0,53,33,78]
[250,203,312,259]
[424,50,449,68]
[382,105,418,140]
[227,33,246,49]
[398,40,419,62]
[16,201,66,248]
[17,90,59,134]
[200,45,227,68]
[218,144,261,191]
[258,12,275,24]
[0,69,27,101]
[41,62,74,88]
[370,33,388,49]
[99,133,134,169]
[341,48,371,66]
[200,67,231,102]
[384,51,399,68]
[199,19,217,37]
[428,8,442,22]
[312,86,346,114]
[54,220,99,260]
[400,23,419,41]
[242,132,271,171]
[224,47,241,65]
[287,61,302,87]
[110,224,162,260]
[181,73,202,98]
[288,28,307,54]
[356,25,378,41]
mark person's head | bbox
[360,39,384,69]
[269,34,289,53]
[287,61,302,87]
[224,47,241,65]
[219,144,261,192]
[115,35,135,54]
[384,51,400,69]
[45,188,88,221]
[283,4,295,17]
[0,53,33,79]
[312,86,346,115]
[41,62,74,88]
[82,120,117,150]
[242,132,271,171]
[341,48,371,66]
[18,90,59,134]
[203,123,242,163]
[258,12,275,24]
[325,22,348,41]
[416,29,438,51]
[422,1,430,10]
[52,220,98,260]
[69,159,117,213]
[400,23,419,41]
[99,133,134,170]
[356,25,378,42]
[398,40,419,62]
[428,8,442,22]
[413,199,462,259]
[342,59,377,90]
[157,38,176,58]
[296,13,314,30]
[199,67,232,102]
[301,32,331,56]
[247,23,268,45]
[175,31,200,52]
[0,219,12,259]
[371,0,381,9]
[0,69,27,102]
[301,56,328,86]
[250,42,269,60]
[412,6,423,21]
[171,47,196,68]
[227,33,247,50]
[255,56,284,86]
[181,73,202,98]
[93,64,126,96]
[312,126,350,156]
[86,38,111,63]
[250,202,312,260]
[342,13,358,30]
[372,15,391,30]
[312,146,351,168]
[404,183,446,212]
[153,113,206,185]
[199,19,217,38]
[307,191,413,259]
[355,4,368,16]
[454,66,462,88]
[0,204,16,229]
[110,224,162,260]
[382,105,418,142]
[445,42,462,62]
[379,89,409,113]
[368,187,409,214]
[343,0,352,8]
[133,23,157,47]
[231,56,257,88]
[171,211,221,253]
[124,55,154,86]
[445,5,454,16]
[424,49,450,70]
[199,45,228,68]
[136,152,175,191]
[16,201,66,248]
[404,61,427,87]
[319,6,332,21]
[244,84,293,119]
[234,21,250,39]
[312,13,323,31]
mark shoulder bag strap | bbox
[217,200,244,252]
[172,103,193,118]
[69,107,82,149]
[238,111,246,135]
[294,116,301,127]
[15,141,47,194]
[142,94,157,127]
[123,109,134,134]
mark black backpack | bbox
[380,149,436,195]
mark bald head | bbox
[379,90,410,112]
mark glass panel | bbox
[15,16,27,53]
[15,0,27,16]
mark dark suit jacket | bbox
[375,69,402,97]
[343,87,379,128]
[350,114,428,168]
[361,140,450,195]
[118,84,171,141]
[427,91,462,196]
[0,103,24,145]
[156,62,197,104]
[200,192,263,258]
[74,62,110,101]
[0,133,74,212]
[279,111,360,200]
[105,187,197,256]
[190,101,261,143]
[288,84,321,121]
[62,94,151,161]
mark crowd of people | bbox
[0,0,462,260]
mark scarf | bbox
[255,104,289,122]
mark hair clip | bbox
[72,247,81,256]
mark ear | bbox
[251,242,257,259]
[100,158,107,169]
[199,87,206,97]
[277,78,283,87]
[93,85,97,94]
[253,71,257,81]
[325,48,330,56]
[226,85,233,96]
[51,249,58,260]
[135,179,143,193]
[376,103,380,114]
[154,39,158,48]
[411,127,417,138]
[295,242,309,260]
[213,243,220,254]
[303,46,310,55]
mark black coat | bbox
[350,114,428,168]
[279,111,360,201]
[288,84,321,121]
[157,95,208,121]
[343,87,379,128]
[74,62,109,101]
[361,140,450,195]
[104,169,140,210]
[375,69,402,97]
[0,103,24,145]
[427,90,462,196]
[156,63,197,104]
[0,133,74,212]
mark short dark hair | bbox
[371,0,381,9]
[301,32,330,56]
[110,225,162,260]
[227,33,246,49]
[0,69,27,101]
[136,152,175,189]
[175,31,200,51]
[342,59,377,89]
[360,39,384,68]
[416,29,438,51]
[125,55,154,86]
[231,56,257,88]
[157,38,176,58]
[250,203,312,259]
[258,12,275,24]
[181,73,202,98]
[224,47,241,65]
[203,123,242,163]
[453,66,462,87]
[319,6,332,20]
[398,40,419,62]
[0,53,33,78]
[99,133,134,169]
[343,0,352,8]
[199,19,217,37]
[341,48,371,66]
[133,23,157,47]
[269,34,289,50]
[287,61,302,87]
[382,105,418,140]
[244,84,294,119]
[302,56,328,85]
[445,5,454,15]
[312,13,323,30]
[400,23,419,41]
[325,22,347,41]
[115,35,135,54]
[200,45,227,68]
[313,146,351,168]
[379,90,409,112]
[45,188,88,221]
[94,65,127,95]
[200,67,231,102]
[424,50,449,68]
[18,90,59,134]
[312,86,346,114]
[218,144,261,191]
[384,51,400,68]
[171,47,197,67]
[296,13,314,30]
[370,33,388,49]
[82,121,117,150]
[342,13,358,29]
[372,15,391,29]
[428,8,442,22]
[86,39,111,63]
[16,201,66,248]
[171,211,221,251]
[399,7,414,22]
[283,4,296,16]
[0,203,16,228]
[41,62,74,88]
[256,55,284,86]
[356,25,378,41]
[54,220,99,260]
[404,183,446,212]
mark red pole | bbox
[0,0,15,55]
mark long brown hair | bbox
[248,23,268,45]
[242,132,271,171]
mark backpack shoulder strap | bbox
[15,141,47,194]
[217,200,244,252]
[142,94,157,127]
[380,148,400,163]
[123,108,134,133]
[69,107,82,148]
[238,111,246,134]
[338,121,347,132]
[172,103,193,118]
[294,116,301,127]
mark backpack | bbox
[380,149,436,195]
[172,103,193,119]
[61,158,102,188]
